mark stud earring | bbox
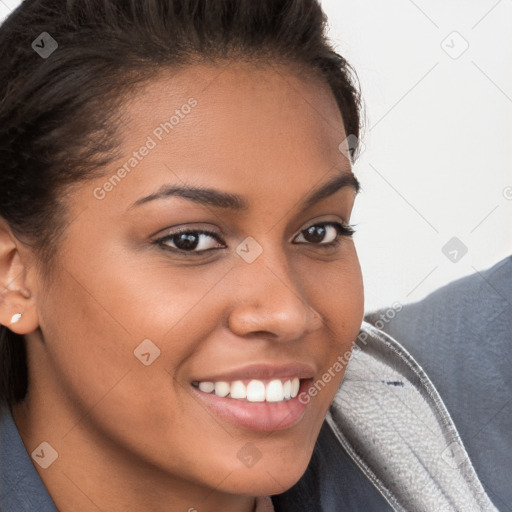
[10,313,22,324]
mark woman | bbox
[0,0,497,510]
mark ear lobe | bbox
[0,219,39,334]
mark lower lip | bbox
[191,379,313,432]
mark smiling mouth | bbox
[191,377,301,403]
[190,376,313,431]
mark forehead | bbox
[96,62,351,210]
[125,62,344,149]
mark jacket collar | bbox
[325,321,498,511]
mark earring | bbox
[10,313,22,324]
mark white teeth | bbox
[199,381,215,393]
[230,380,247,399]
[214,381,230,397]
[246,380,266,402]
[266,379,284,402]
[283,379,291,400]
[197,377,303,402]
[291,377,300,398]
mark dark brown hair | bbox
[0,0,363,406]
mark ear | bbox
[0,218,39,335]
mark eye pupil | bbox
[174,233,199,250]
[304,225,326,243]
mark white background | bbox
[2,0,511,311]
[323,0,512,310]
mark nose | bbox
[226,249,324,342]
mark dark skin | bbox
[0,62,364,512]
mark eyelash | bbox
[154,221,356,255]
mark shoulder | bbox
[0,405,58,512]
[364,256,512,510]
[365,256,512,401]
[366,255,512,342]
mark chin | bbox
[221,447,313,497]
[227,467,308,497]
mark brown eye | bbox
[294,222,355,246]
[156,229,225,253]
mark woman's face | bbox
[21,62,363,504]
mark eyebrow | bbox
[130,171,360,212]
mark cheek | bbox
[37,246,236,429]
[300,244,364,334]
[37,268,234,479]
[298,246,364,403]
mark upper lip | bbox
[191,362,315,383]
